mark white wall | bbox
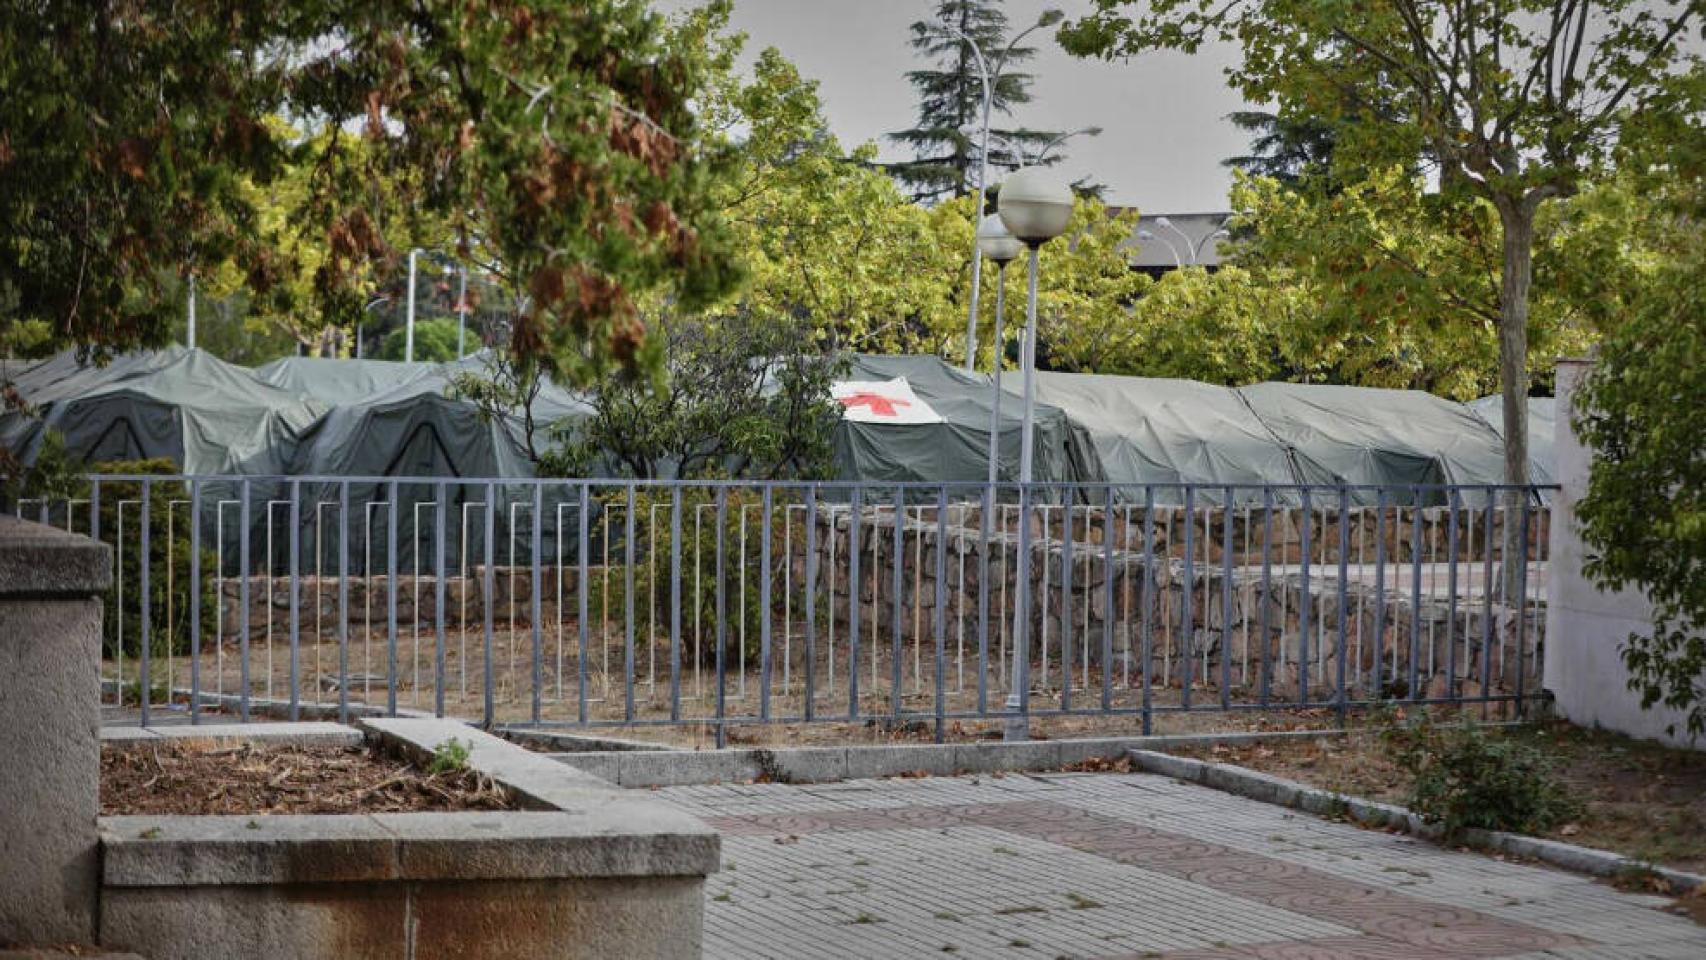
[1544,360,1701,749]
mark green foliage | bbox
[1,1,742,385]
[577,488,786,667]
[1061,0,1703,485]
[378,318,462,364]
[1384,718,1582,837]
[552,310,845,482]
[1573,109,1706,739]
[704,44,965,355]
[89,460,217,664]
[888,1,1070,202]
[427,737,472,775]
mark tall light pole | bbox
[360,297,389,360]
[996,167,1073,741]
[404,248,419,363]
[944,9,1065,373]
[186,275,197,350]
[977,213,1024,489]
[1136,229,1182,269]
[456,265,469,359]
[1154,216,1231,267]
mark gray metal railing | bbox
[19,476,1553,745]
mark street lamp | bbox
[977,213,1024,492]
[404,249,419,362]
[455,265,470,359]
[997,166,1073,741]
[359,296,390,360]
[945,9,1066,373]
[1136,229,1182,269]
[1154,216,1230,267]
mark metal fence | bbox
[18,476,1554,744]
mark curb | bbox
[544,727,1374,788]
[1127,748,1705,894]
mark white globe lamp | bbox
[997,167,1073,247]
[976,213,1024,265]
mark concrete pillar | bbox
[1545,360,1700,749]
[0,515,111,947]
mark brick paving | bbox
[654,772,1706,960]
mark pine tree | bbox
[1222,111,1337,186]
[888,1,1067,204]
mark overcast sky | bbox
[654,0,1259,214]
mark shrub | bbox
[90,459,218,663]
[1383,718,1582,837]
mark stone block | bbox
[101,814,400,887]
[843,743,957,780]
[952,740,1060,775]
[100,876,705,960]
[768,746,849,784]
[0,516,109,947]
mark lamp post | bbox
[1154,216,1230,267]
[359,297,390,360]
[996,167,1073,741]
[455,265,469,359]
[977,213,1024,490]
[944,9,1065,373]
[1136,229,1182,269]
[404,248,419,363]
[185,275,197,350]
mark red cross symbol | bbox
[837,391,912,417]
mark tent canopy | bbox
[1468,395,1555,485]
[1239,382,1508,494]
[835,355,1078,485]
[254,357,440,407]
[3,348,324,475]
[1030,372,1298,495]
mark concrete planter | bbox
[98,721,719,960]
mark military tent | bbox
[1236,382,1510,502]
[1,347,323,475]
[834,355,1079,485]
[1468,395,1556,485]
[254,356,439,406]
[1027,372,1298,503]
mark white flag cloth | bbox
[831,378,944,425]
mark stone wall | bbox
[99,721,719,960]
[813,504,1543,701]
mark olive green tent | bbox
[1,347,324,475]
[835,355,1079,485]
[1468,395,1556,486]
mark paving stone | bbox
[647,771,1706,960]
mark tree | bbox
[378,318,461,363]
[889,1,1069,203]
[1061,0,1703,570]
[1222,110,1337,187]
[706,38,967,354]
[1572,85,1706,739]
[552,310,846,481]
[1,0,741,387]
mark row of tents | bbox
[0,347,1555,504]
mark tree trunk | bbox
[1496,199,1534,603]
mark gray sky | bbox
[657,0,1258,214]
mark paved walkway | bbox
[657,771,1706,960]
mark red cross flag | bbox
[831,378,944,425]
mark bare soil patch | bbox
[1168,717,1706,875]
[100,741,516,816]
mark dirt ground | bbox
[100,741,516,816]
[1167,717,1706,876]
[106,615,1524,749]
